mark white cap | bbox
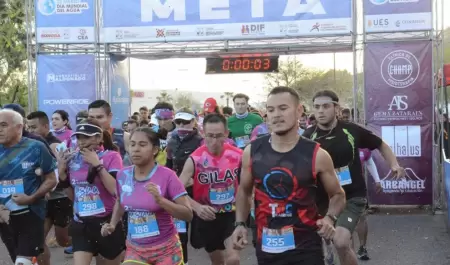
[174,112,195,121]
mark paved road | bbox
[1,211,450,265]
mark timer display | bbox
[205,55,279,74]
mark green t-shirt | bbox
[228,113,263,148]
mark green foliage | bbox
[156,90,173,103]
[264,57,355,110]
[0,0,28,107]
[173,92,201,110]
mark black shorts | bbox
[70,215,125,260]
[46,197,73,227]
[0,210,45,260]
[191,212,235,253]
[256,249,325,265]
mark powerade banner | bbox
[364,0,432,33]
[101,0,353,43]
[364,41,433,205]
[35,0,96,43]
[109,55,130,129]
[37,55,97,129]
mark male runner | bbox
[303,90,405,265]
[0,109,58,265]
[179,113,241,265]
[231,87,346,265]
[88,100,130,158]
[227,93,263,149]
[26,111,72,265]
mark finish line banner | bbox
[35,0,96,43]
[364,41,433,205]
[101,0,353,43]
[37,55,97,129]
[364,0,432,33]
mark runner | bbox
[250,114,304,141]
[101,126,192,265]
[166,108,203,265]
[303,90,405,265]
[51,110,73,142]
[127,120,139,133]
[355,148,381,260]
[198,98,221,134]
[179,113,242,265]
[139,106,150,124]
[231,86,345,265]
[88,100,130,159]
[26,111,73,265]
[227,93,263,149]
[0,109,58,264]
[340,108,351,122]
[57,120,125,265]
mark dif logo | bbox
[241,24,265,35]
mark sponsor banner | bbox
[109,55,130,129]
[35,0,95,43]
[364,0,432,32]
[37,55,97,129]
[364,41,433,125]
[366,124,432,205]
[443,154,450,229]
[101,0,353,43]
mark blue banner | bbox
[35,0,96,43]
[37,55,97,129]
[102,0,353,43]
[109,55,131,129]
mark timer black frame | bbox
[205,55,279,74]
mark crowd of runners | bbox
[0,88,404,265]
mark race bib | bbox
[0,179,28,211]
[128,211,160,239]
[262,227,295,254]
[336,166,352,186]
[174,218,187,233]
[235,136,250,148]
[75,185,106,217]
[209,185,235,205]
[0,179,25,198]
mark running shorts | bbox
[191,212,235,253]
[124,233,184,265]
[0,210,45,259]
[46,197,73,227]
[336,197,368,233]
[70,215,125,260]
[256,249,325,265]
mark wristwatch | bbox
[234,221,247,228]
[325,214,338,224]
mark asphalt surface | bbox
[1,211,450,265]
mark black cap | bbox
[76,110,88,124]
[3,103,26,117]
[71,123,103,137]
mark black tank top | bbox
[251,135,323,252]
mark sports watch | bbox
[234,221,247,228]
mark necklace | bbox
[311,119,338,140]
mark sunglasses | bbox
[175,119,192,125]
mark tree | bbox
[156,90,173,103]
[220,92,234,107]
[264,56,354,110]
[0,0,28,107]
[173,92,201,110]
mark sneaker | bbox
[64,246,73,255]
[357,246,370,260]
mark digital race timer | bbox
[205,55,279,74]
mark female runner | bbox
[101,127,193,265]
[57,119,125,265]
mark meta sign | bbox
[101,0,353,42]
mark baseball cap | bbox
[203,98,218,113]
[2,103,26,117]
[76,110,88,124]
[71,123,103,137]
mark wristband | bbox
[94,164,104,172]
[234,221,247,228]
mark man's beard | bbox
[274,124,297,136]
